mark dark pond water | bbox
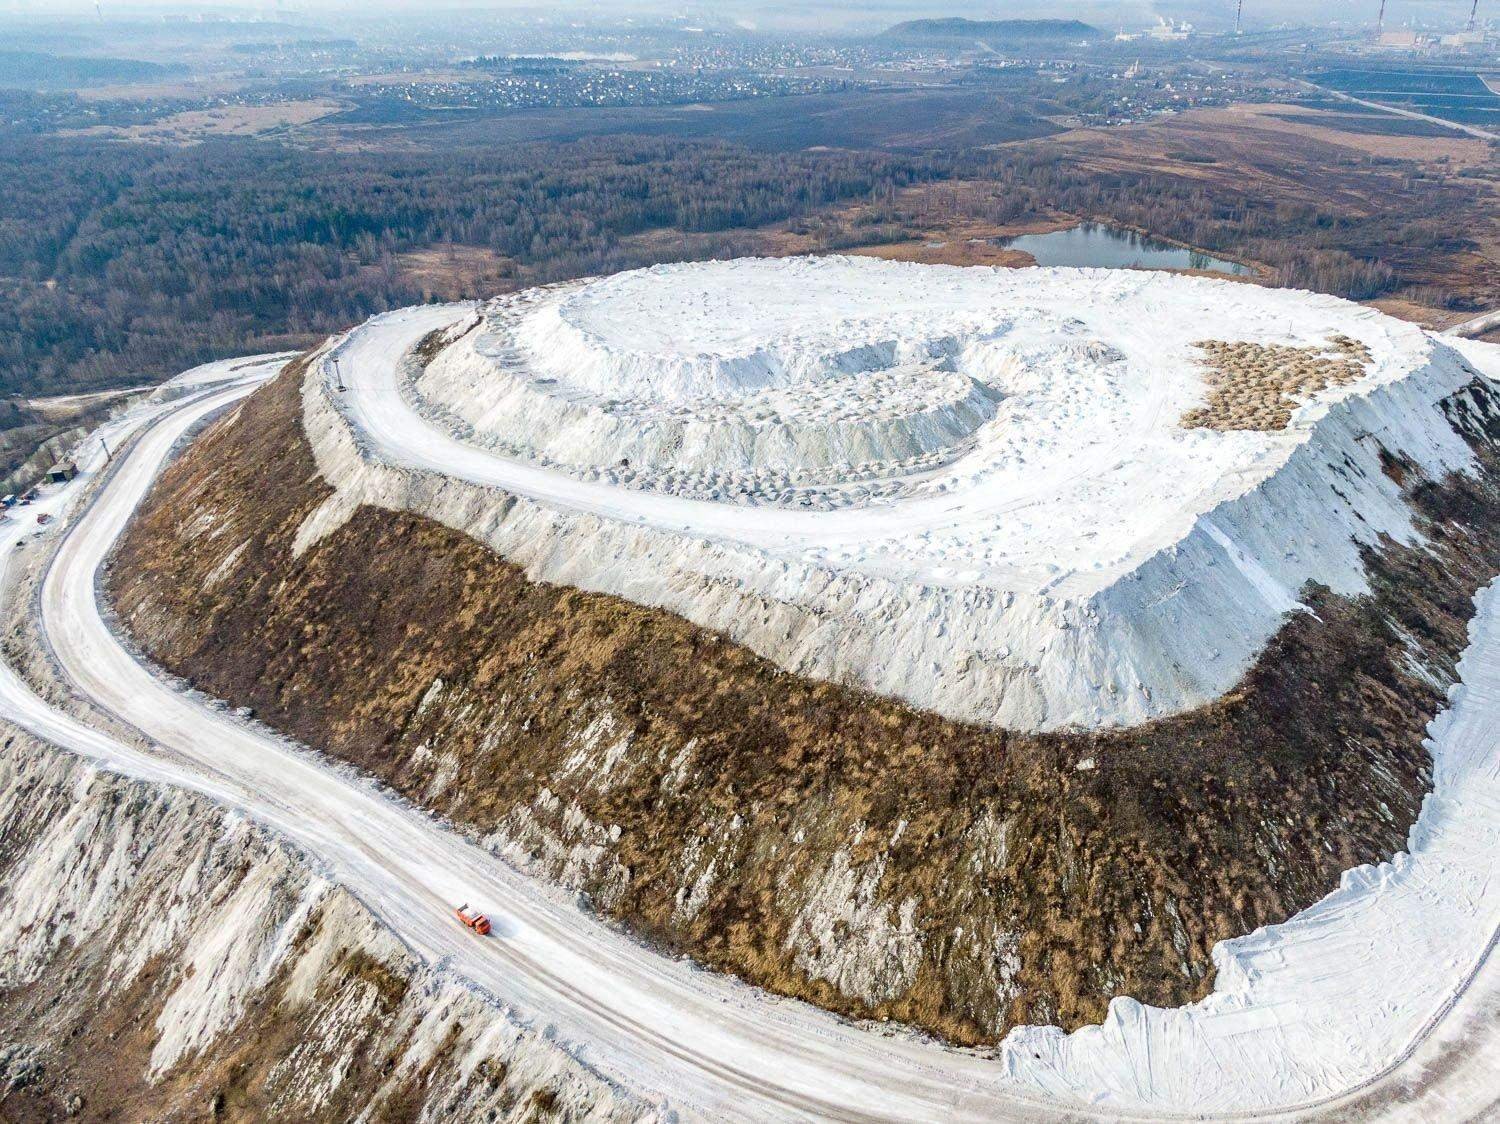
[999,223,1253,276]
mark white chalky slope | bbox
[309,257,1488,731]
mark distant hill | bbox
[880,18,1103,45]
[0,50,184,89]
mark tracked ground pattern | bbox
[408,270,1016,510]
[339,258,1472,733]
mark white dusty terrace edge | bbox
[301,262,1488,732]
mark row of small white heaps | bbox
[385,256,1489,733]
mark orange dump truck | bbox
[455,903,491,936]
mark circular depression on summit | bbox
[409,254,1432,591]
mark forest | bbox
[0,121,1484,397]
[0,134,949,396]
[0,50,183,89]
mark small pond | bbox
[998,223,1252,276]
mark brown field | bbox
[1368,297,1481,331]
[1199,102,1496,166]
[1037,102,1492,213]
[394,244,522,302]
[847,235,1038,268]
[63,99,347,144]
[843,203,1070,268]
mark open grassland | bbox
[61,98,346,144]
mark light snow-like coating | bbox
[316,258,1486,731]
[8,338,1500,1118]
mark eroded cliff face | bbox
[105,354,1500,1044]
[0,733,643,1123]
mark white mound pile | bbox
[308,257,1492,731]
[413,266,1015,504]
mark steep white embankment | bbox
[0,736,644,1121]
[305,258,1487,731]
[1001,571,1500,1112]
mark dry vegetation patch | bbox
[394,244,522,302]
[61,99,346,144]
[1181,334,1372,431]
[1196,102,1497,168]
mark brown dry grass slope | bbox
[106,355,1500,1044]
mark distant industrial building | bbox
[1440,30,1489,48]
[1148,19,1193,42]
[1377,30,1422,49]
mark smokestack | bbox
[1236,0,1244,35]
[1469,0,1480,32]
[1378,0,1387,32]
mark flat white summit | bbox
[305,256,1490,730]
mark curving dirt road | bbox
[20,367,1073,1122]
[2,343,1499,1121]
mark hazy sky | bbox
[4,0,1488,33]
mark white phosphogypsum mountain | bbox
[304,257,1494,732]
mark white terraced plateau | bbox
[308,256,1490,731]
